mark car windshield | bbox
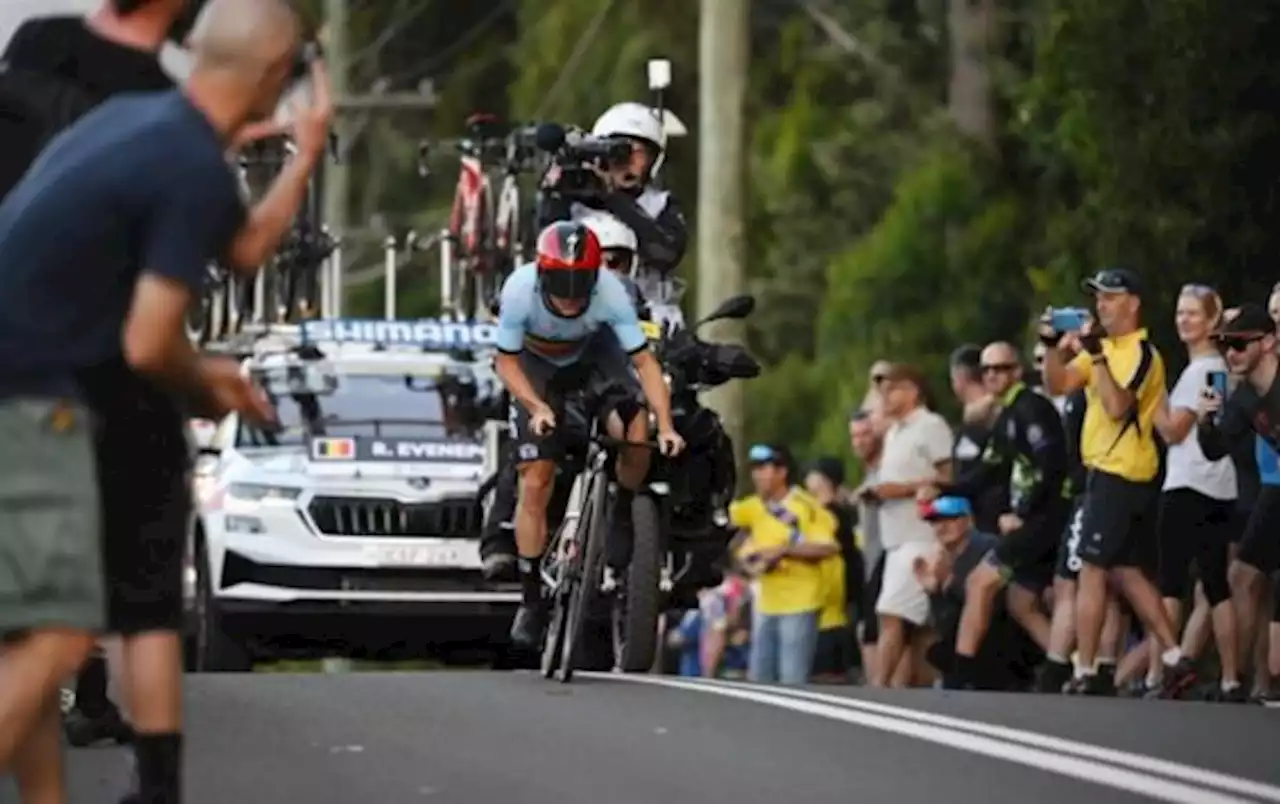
[237,374,457,447]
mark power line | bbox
[533,0,618,118]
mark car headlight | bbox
[226,483,302,503]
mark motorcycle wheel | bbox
[612,494,663,673]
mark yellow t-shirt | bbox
[730,488,837,616]
[818,553,848,630]
[1069,328,1165,482]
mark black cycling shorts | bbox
[1156,488,1233,605]
[1076,470,1159,570]
[507,331,643,465]
[1237,485,1280,576]
[988,502,1069,592]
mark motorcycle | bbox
[607,294,761,672]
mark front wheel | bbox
[612,494,663,672]
[558,472,609,683]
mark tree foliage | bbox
[330,0,1280,476]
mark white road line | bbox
[585,673,1271,804]
[690,678,1280,803]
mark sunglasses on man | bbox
[1215,333,1266,353]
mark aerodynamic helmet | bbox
[535,221,601,304]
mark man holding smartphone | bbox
[1040,268,1194,697]
[1195,302,1280,697]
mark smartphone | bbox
[1049,307,1090,333]
[1206,370,1228,398]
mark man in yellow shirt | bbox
[730,443,839,684]
[1041,268,1196,698]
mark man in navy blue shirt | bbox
[0,1,327,801]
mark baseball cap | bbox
[1216,302,1274,338]
[748,443,792,468]
[1080,268,1142,297]
[918,495,972,521]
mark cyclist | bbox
[495,220,684,646]
[536,102,688,278]
[478,210,650,580]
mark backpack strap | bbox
[1103,339,1156,455]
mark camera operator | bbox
[1194,302,1280,694]
[536,102,688,277]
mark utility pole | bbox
[697,0,750,458]
[322,0,350,243]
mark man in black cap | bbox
[1195,301,1280,694]
[1040,268,1194,697]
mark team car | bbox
[187,317,516,670]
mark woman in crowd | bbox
[1150,284,1246,699]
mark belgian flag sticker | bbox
[311,437,356,460]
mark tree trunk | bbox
[948,0,998,153]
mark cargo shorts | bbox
[0,398,103,637]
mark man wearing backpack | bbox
[0,2,327,802]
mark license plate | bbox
[364,541,481,569]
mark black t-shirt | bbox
[1198,373,1280,463]
[1061,389,1087,498]
[826,502,862,606]
[951,421,1004,532]
[0,18,220,464]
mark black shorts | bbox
[858,552,885,645]
[1156,488,1233,604]
[812,626,854,677]
[507,332,643,465]
[989,503,1069,591]
[1077,470,1159,570]
[1237,485,1280,575]
[95,410,190,635]
[1056,496,1085,581]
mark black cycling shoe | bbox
[64,702,133,747]
[509,604,548,648]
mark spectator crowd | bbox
[674,270,1280,704]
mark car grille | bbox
[307,496,481,538]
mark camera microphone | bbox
[533,122,568,153]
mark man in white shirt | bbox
[857,363,954,686]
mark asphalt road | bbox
[8,672,1280,804]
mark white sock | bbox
[1222,679,1240,692]
[1161,646,1183,667]
[1047,652,1068,664]
[1145,672,1162,687]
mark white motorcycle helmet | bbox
[590,102,667,182]
[579,211,638,276]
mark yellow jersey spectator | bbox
[731,443,838,684]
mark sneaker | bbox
[1216,685,1251,704]
[1063,674,1111,696]
[1155,657,1198,700]
[63,702,133,748]
[508,603,547,648]
[1033,661,1073,694]
[482,553,517,582]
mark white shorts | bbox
[875,541,933,626]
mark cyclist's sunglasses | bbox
[1215,332,1267,352]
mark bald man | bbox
[0,1,325,800]
[926,341,1070,689]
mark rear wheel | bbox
[612,494,663,672]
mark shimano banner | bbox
[301,318,498,350]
